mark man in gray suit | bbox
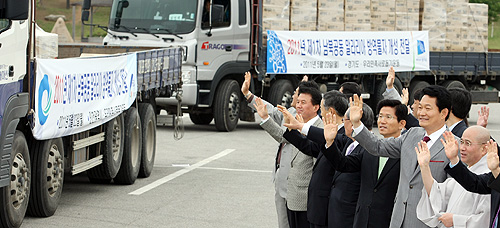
[241,72,316,228]
[349,85,453,228]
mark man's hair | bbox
[298,86,322,106]
[345,103,374,130]
[298,80,320,91]
[421,85,452,120]
[376,99,407,122]
[448,88,472,121]
[413,88,424,101]
[340,82,361,97]
[323,90,348,117]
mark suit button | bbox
[410,185,413,189]
[373,189,377,193]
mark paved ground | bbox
[21,104,500,227]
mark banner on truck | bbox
[33,54,137,140]
[266,30,429,74]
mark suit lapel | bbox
[375,158,398,186]
[291,116,323,164]
[410,130,447,179]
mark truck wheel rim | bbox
[112,117,122,160]
[131,119,140,165]
[228,92,240,121]
[47,144,63,196]
[145,118,155,161]
[10,153,29,209]
[280,91,292,107]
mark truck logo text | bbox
[201,41,227,50]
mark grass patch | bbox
[490,21,500,50]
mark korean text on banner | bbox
[266,30,430,74]
[33,54,138,140]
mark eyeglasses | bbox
[459,139,487,147]
[377,114,395,121]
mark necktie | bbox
[493,206,500,228]
[277,143,284,168]
[423,136,431,143]
[346,143,356,156]
[378,157,388,179]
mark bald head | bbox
[460,125,490,167]
[466,125,490,144]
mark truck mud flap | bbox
[471,91,499,103]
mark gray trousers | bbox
[275,190,290,228]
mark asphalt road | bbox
[21,103,500,227]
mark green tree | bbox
[469,0,500,22]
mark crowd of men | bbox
[241,67,500,228]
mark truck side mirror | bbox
[81,0,91,22]
[0,0,29,20]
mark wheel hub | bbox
[228,92,240,121]
[10,153,29,209]
[112,117,122,160]
[47,144,63,196]
[281,91,293,108]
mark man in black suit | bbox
[442,129,500,228]
[279,90,350,228]
[447,88,471,137]
[321,99,407,228]
[280,99,374,228]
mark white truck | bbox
[101,0,500,132]
[0,0,182,227]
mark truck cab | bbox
[103,0,252,131]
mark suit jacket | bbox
[323,133,400,228]
[354,126,451,228]
[248,97,296,199]
[445,161,500,228]
[450,120,467,138]
[286,117,323,211]
[283,126,348,226]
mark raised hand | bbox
[302,75,308,82]
[277,105,290,125]
[415,141,431,167]
[386,66,395,89]
[441,131,459,165]
[401,88,409,105]
[253,97,269,120]
[477,105,489,128]
[323,112,338,147]
[486,139,500,178]
[279,105,304,130]
[349,94,364,128]
[438,213,454,227]
[241,71,251,96]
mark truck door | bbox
[232,0,250,62]
[197,0,234,83]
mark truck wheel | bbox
[138,103,156,178]
[27,138,64,217]
[0,131,30,227]
[409,81,430,105]
[87,114,124,181]
[114,107,142,185]
[214,80,240,132]
[189,113,214,125]
[268,79,294,108]
[442,80,466,90]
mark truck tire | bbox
[268,79,294,108]
[442,80,466,90]
[0,131,30,227]
[409,81,430,105]
[87,114,124,181]
[27,138,64,217]
[138,103,156,178]
[189,113,213,125]
[114,107,142,185]
[214,80,240,132]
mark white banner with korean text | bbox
[33,54,137,140]
[266,30,429,74]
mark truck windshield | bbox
[109,0,197,35]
